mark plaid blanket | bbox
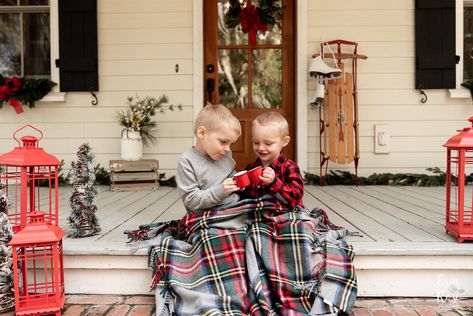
[127,196,357,315]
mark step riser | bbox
[63,268,473,297]
[62,255,473,297]
[65,269,151,295]
[357,270,473,297]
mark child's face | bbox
[252,122,290,166]
[195,126,239,160]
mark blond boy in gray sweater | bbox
[176,104,241,213]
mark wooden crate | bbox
[109,159,159,192]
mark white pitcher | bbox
[121,130,143,161]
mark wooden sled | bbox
[325,67,354,164]
[318,39,364,185]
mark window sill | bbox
[449,88,471,99]
[38,91,66,103]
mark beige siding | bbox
[2,0,471,179]
[0,0,195,178]
[307,0,472,176]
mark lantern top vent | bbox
[0,124,61,167]
[8,211,64,246]
[21,135,38,147]
[443,116,473,149]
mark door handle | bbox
[206,78,215,103]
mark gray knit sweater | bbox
[176,147,239,213]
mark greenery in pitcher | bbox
[118,95,181,145]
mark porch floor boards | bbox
[56,185,473,255]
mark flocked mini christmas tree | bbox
[0,178,14,312]
[67,144,101,238]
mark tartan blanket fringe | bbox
[126,196,358,315]
[156,289,175,316]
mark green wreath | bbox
[224,0,285,30]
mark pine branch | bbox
[0,75,56,111]
[118,94,181,145]
[304,167,452,187]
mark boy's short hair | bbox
[194,103,241,136]
[253,111,289,137]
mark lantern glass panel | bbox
[0,166,22,229]
[0,165,58,232]
[446,150,473,233]
[15,243,64,311]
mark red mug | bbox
[233,170,250,189]
[248,166,265,183]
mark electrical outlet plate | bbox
[375,124,390,154]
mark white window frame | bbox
[0,0,63,101]
[450,0,473,98]
[42,0,64,101]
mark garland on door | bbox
[0,75,56,114]
[225,0,285,45]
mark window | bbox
[0,0,51,78]
[465,1,473,80]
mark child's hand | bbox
[259,167,275,185]
[223,178,239,195]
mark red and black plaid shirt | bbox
[241,153,304,207]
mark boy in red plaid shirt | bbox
[241,112,304,207]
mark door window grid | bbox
[216,0,283,109]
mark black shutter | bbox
[415,0,456,89]
[58,0,98,92]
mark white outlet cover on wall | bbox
[375,124,390,154]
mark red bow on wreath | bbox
[0,77,23,114]
[239,3,267,45]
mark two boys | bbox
[176,104,303,212]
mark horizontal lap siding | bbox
[0,0,194,176]
[3,0,472,178]
[307,0,472,176]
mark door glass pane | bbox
[218,49,248,109]
[256,21,282,45]
[218,0,282,46]
[218,0,247,45]
[252,49,282,109]
[23,12,50,77]
[0,13,21,75]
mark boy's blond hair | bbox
[194,104,241,136]
[253,111,289,137]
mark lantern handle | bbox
[13,124,43,147]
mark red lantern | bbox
[0,125,61,232]
[8,211,65,316]
[443,116,473,243]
